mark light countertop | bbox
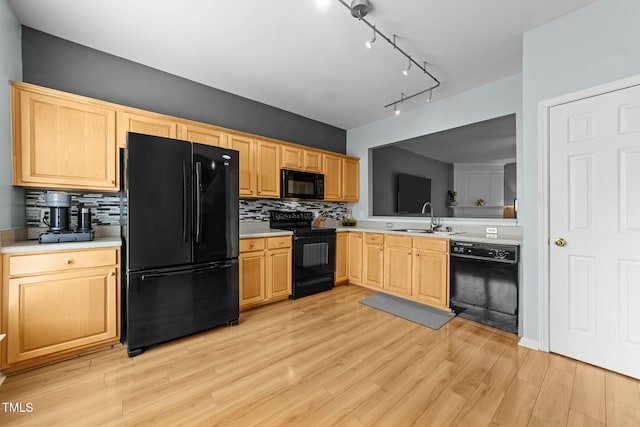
[334,227,521,245]
[1,236,122,254]
[240,229,294,239]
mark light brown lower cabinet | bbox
[383,235,413,296]
[345,232,450,311]
[1,247,120,370]
[239,236,292,310]
[347,232,363,283]
[335,232,349,285]
[362,233,384,289]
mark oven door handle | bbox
[450,253,517,264]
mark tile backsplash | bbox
[26,190,125,228]
[26,190,348,228]
[240,199,348,221]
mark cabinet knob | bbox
[65,259,72,265]
[416,253,420,257]
[408,252,412,255]
[110,271,116,276]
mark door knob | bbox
[554,238,567,247]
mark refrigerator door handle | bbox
[195,161,203,243]
[141,262,233,281]
[182,161,188,243]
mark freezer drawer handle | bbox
[140,263,232,281]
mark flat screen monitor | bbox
[397,173,431,213]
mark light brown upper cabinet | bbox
[11,82,359,199]
[11,82,118,192]
[342,157,359,201]
[256,139,280,198]
[229,134,256,197]
[323,154,342,201]
[178,122,228,147]
[280,145,304,170]
[116,110,178,148]
[303,150,323,173]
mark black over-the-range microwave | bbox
[281,169,324,200]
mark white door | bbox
[549,84,640,379]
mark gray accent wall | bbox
[0,0,24,230]
[372,146,450,218]
[21,27,346,153]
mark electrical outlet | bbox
[386,223,394,229]
[486,227,498,234]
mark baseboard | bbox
[518,337,541,351]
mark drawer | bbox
[240,238,265,252]
[9,248,118,276]
[267,236,291,249]
[364,233,384,244]
[413,237,448,253]
[384,234,412,248]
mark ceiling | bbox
[8,0,598,130]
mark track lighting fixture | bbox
[402,57,412,76]
[365,25,376,49]
[338,0,440,115]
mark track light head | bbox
[426,88,432,103]
[365,26,376,49]
[350,0,370,19]
[394,104,400,116]
[403,57,412,76]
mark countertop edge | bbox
[240,230,294,239]
[1,237,123,254]
[334,227,521,245]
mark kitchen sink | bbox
[391,228,434,233]
[391,229,461,235]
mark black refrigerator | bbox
[125,132,239,357]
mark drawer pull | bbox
[65,259,72,265]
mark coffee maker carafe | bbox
[43,192,71,232]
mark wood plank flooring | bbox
[1,285,639,426]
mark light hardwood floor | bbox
[1,285,639,426]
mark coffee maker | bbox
[39,192,94,243]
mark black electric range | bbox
[269,211,336,299]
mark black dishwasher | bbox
[449,240,519,334]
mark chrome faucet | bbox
[421,201,434,230]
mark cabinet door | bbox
[363,238,384,289]
[178,122,228,147]
[117,111,178,148]
[335,232,349,285]
[14,88,118,191]
[256,140,280,198]
[384,244,413,296]
[239,251,265,308]
[412,250,449,309]
[342,157,359,201]
[303,150,323,173]
[266,247,292,299]
[281,145,303,170]
[6,267,118,364]
[323,154,342,201]
[347,232,363,283]
[229,134,256,197]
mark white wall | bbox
[520,0,640,343]
[0,0,23,230]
